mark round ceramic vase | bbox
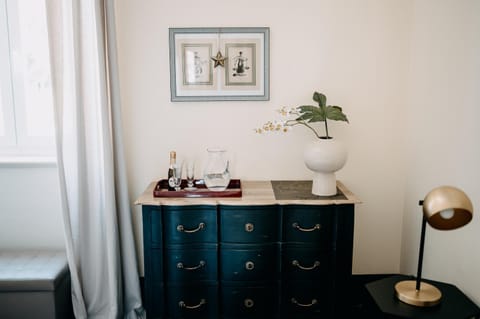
[303,138,347,196]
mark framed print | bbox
[182,44,213,85]
[225,43,256,86]
[169,27,270,101]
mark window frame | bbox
[0,0,17,148]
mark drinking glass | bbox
[186,161,196,190]
[173,163,183,191]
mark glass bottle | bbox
[203,148,231,191]
[167,151,176,191]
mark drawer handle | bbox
[178,298,206,309]
[292,260,321,271]
[291,298,318,307]
[245,222,254,232]
[292,222,321,232]
[177,260,206,271]
[244,298,255,308]
[177,222,205,233]
[245,261,255,270]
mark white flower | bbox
[277,107,299,117]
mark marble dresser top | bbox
[135,180,361,206]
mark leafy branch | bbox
[255,92,349,139]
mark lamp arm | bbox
[416,214,428,291]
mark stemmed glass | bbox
[185,161,196,190]
[172,162,183,191]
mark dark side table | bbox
[365,275,480,319]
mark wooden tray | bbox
[153,179,242,198]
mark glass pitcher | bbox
[203,148,231,191]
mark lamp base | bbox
[394,280,442,307]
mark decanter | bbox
[203,148,231,191]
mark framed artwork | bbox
[169,27,270,101]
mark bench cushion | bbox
[0,250,68,291]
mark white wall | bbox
[115,0,410,275]
[401,0,480,304]
[0,164,64,250]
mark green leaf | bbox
[297,105,326,123]
[296,113,313,122]
[297,105,317,113]
[325,105,349,122]
[312,92,327,107]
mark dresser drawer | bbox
[219,205,280,243]
[150,249,164,283]
[165,283,218,319]
[165,245,218,283]
[163,205,217,245]
[220,243,280,282]
[282,205,334,247]
[282,245,331,281]
[281,281,331,317]
[142,206,163,248]
[221,282,280,318]
[145,281,164,319]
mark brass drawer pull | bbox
[177,222,205,233]
[292,222,321,232]
[245,222,254,232]
[178,298,206,309]
[244,298,255,308]
[245,261,255,270]
[291,298,318,307]
[292,260,321,270]
[177,260,206,271]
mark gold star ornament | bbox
[211,50,227,68]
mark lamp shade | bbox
[423,186,473,230]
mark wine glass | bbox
[173,163,183,191]
[185,160,196,190]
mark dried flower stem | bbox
[284,120,322,139]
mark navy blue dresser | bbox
[136,180,359,319]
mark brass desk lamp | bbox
[395,186,473,307]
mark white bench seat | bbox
[0,250,73,319]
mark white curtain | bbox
[46,1,144,318]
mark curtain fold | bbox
[46,1,144,318]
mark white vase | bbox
[303,138,348,196]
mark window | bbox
[0,0,55,158]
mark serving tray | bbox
[153,179,242,198]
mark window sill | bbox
[0,156,57,168]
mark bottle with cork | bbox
[167,151,176,191]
